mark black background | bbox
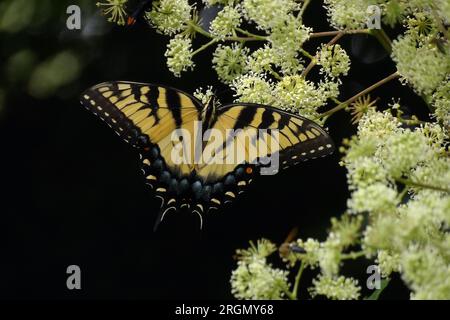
[0,0,422,299]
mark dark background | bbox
[0,0,421,299]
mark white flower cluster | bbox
[96,0,128,26]
[232,74,341,125]
[432,79,450,127]
[310,275,361,300]
[241,0,297,31]
[210,5,242,38]
[231,74,275,105]
[342,108,450,298]
[402,246,450,300]
[317,44,351,79]
[323,0,372,30]
[230,239,290,299]
[193,86,216,105]
[145,0,192,35]
[165,35,195,77]
[376,250,401,277]
[212,44,249,83]
[268,16,312,73]
[392,34,450,96]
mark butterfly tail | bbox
[153,197,178,231]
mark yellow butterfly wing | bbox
[80,81,203,178]
[196,103,335,182]
[81,84,335,225]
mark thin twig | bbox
[299,0,312,18]
[310,29,370,38]
[318,71,400,119]
[292,261,305,299]
[341,251,366,260]
[192,38,218,56]
[302,31,345,77]
[235,27,268,41]
[368,29,393,52]
[189,21,265,42]
[397,177,450,194]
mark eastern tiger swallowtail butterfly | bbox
[80,81,335,229]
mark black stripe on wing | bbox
[80,81,204,149]
[217,103,335,168]
[80,82,151,149]
[165,88,182,128]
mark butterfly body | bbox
[81,81,335,228]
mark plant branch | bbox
[310,29,370,38]
[292,261,306,299]
[396,117,428,126]
[235,27,268,41]
[299,0,312,17]
[396,177,450,194]
[369,29,392,52]
[299,48,314,60]
[430,6,450,40]
[310,28,392,53]
[188,21,265,42]
[341,251,366,260]
[192,38,218,56]
[318,71,400,119]
[268,67,283,80]
[302,31,345,77]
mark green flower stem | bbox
[292,261,306,299]
[299,48,314,60]
[310,29,370,38]
[188,21,265,42]
[396,117,428,126]
[397,187,409,202]
[189,21,214,38]
[341,251,366,260]
[268,67,283,80]
[299,0,312,17]
[365,278,390,300]
[310,28,391,53]
[430,7,450,40]
[302,31,345,77]
[192,38,218,56]
[318,71,400,119]
[284,290,296,300]
[396,177,450,194]
[235,27,268,41]
[331,97,342,104]
[368,29,392,53]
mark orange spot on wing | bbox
[127,17,136,26]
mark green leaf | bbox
[365,278,390,300]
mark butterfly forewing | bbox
[80,81,203,177]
